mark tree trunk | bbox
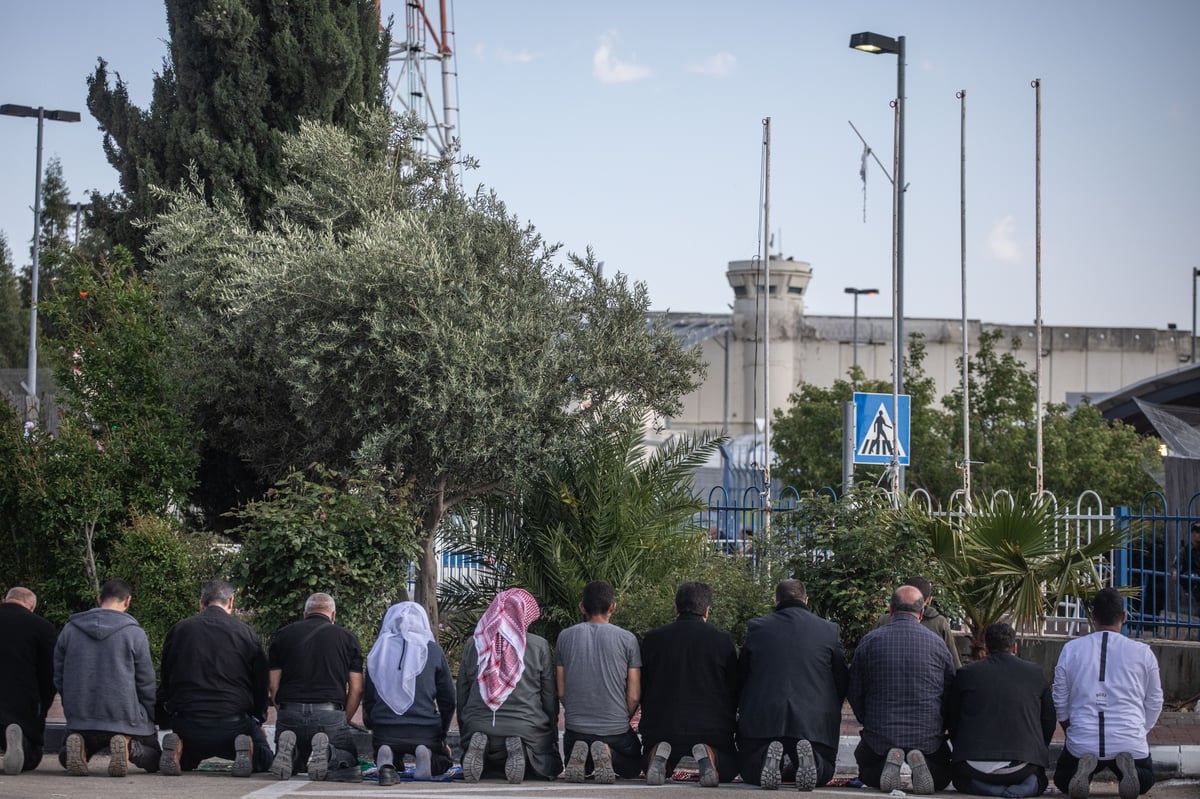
[414,480,447,630]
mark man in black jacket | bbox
[157,580,272,777]
[639,582,739,787]
[0,587,57,774]
[738,580,849,791]
[944,622,1055,796]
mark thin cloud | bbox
[987,216,1021,263]
[687,52,736,76]
[593,32,651,83]
[495,48,538,64]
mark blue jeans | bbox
[169,714,273,772]
[275,706,357,772]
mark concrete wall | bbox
[1011,635,1199,705]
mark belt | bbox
[279,702,344,711]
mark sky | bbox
[2,0,1199,330]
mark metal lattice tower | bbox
[383,0,458,158]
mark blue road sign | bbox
[853,392,910,466]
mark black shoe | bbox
[693,743,718,788]
[795,739,817,792]
[159,732,182,776]
[504,736,525,784]
[760,740,782,791]
[879,747,904,793]
[270,730,295,780]
[378,763,399,786]
[646,742,671,785]
[462,732,486,783]
[307,732,329,781]
[906,749,934,795]
[232,734,252,778]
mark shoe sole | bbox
[1114,752,1139,799]
[590,741,615,784]
[795,739,817,792]
[906,749,934,794]
[4,724,23,776]
[760,740,783,790]
[463,732,486,783]
[1069,753,1097,799]
[159,733,182,776]
[108,734,128,777]
[693,743,718,788]
[564,740,588,783]
[232,734,252,778]
[504,736,525,784]
[65,733,88,777]
[270,730,295,780]
[879,747,904,793]
[307,732,329,781]
[646,742,671,786]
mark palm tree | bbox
[913,496,1130,658]
[439,420,723,643]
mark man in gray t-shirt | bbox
[556,581,642,782]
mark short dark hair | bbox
[99,579,133,604]
[903,575,933,601]
[200,579,235,607]
[775,579,808,604]
[984,622,1016,653]
[581,580,615,616]
[1091,587,1126,627]
[889,588,924,614]
[675,582,712,616]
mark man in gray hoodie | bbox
[53,578,161,776]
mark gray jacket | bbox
[54,607,156,735]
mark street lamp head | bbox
[844,287,880,296]
[46,110,81,123]
[1,104,81,123]
[849,31,901,55]
[1,104,38,118]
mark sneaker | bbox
[1068,753,1097,799]
[879,747,904,793]
[906,749,934,794]
[65,732,89,776]
[590,740,615,785]
[693,743,718,788]
[3,723,23,775]
[415,744,433,780]
[108,734,129,777]
[564,740,588,783]
[232,734,252,778]
[760,740,783,790]
[1114,752,1139,799]
[504,736,525,784]
[462,732,486,783]
[307,732,329,781]
[378,763,399,786]
[646,741,671,785]
[270,729,296,780]
[159,732,182,776]
[795,739,817,792]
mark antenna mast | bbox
[384,0,459,158]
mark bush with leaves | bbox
[780,487,942,658]
[230,467,423,646]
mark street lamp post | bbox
[1193,267,1200,363]
[844,287,879,371]
[850,30,906,494]
[1,103,82,420]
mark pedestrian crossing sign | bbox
[853,392,910,466]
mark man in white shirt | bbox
[1052,587,1163,799]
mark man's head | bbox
[775,579,808,606]
[984,622,1017,654]
[304,592,337,621]
[675,581,712,617]
[1091,587,1126,628]
[3,586,37,611]
[1191,522,1200,545]
[200,579,235,611]
[580,580,615,618]
[98,579,133,611]
[903,575,934,606]
[889,585,925,618]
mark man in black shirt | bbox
[0,587,57,774]
[268,592,364,782]
[157,580,271,777]
[640,582,739,786]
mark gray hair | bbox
[305,592,336,615]
[200,579,235,607]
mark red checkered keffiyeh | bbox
[473,588,541,712]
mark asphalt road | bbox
[0,757,1196,799]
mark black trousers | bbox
[855,739,953,792]
[1052,749,1154,796]
[642,735,739,783]
[740,736,837,787]
[562,728,642,779]
[169,713,273,772]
